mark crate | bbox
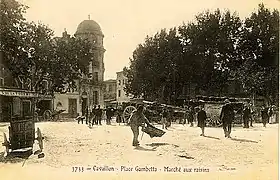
[9,118,35,150]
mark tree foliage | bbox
[237,4,279,103]
[125,4,279,104]
[0,0,94,97]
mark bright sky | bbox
[19,0,279,80]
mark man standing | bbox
[129,105,152,146]
[91,105,96,126]
[243,104,252,128]
[106,106,112,125]
[96,105,102,125]
[188,106,195,127]
[261,105,269,127]
[220,99,235,138]
[161,107,168,130]
[197,105,207,136]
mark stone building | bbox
[103,79,117,107]
[54,17,105,117]
[116,71,132,104]
[0,52,52,122]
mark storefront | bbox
[0,88,39,122]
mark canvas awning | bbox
[0,88,38,98]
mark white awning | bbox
[0,88,38,98]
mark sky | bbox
[19,0,279,80]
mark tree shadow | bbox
[134,146,156,151]
[203,135,220,140]
[230,137,258,143]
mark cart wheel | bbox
[36,128,44,151]
[123,106,136,124]
[43,110,52,121]
[2,133,10,155]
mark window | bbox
[109,84,113,92]
[0,78,4,86]
[94,72,98,82]
[118,90,121,97]
[118,80,121,86]
[42,80,48,90]
[93,91,98,104]
[22,100,32,117]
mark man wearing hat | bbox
[129,105,152,146]
[220,99,235,138]
[197,105,207,136]
[243,103,252,128]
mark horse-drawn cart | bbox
[2,116,44,156]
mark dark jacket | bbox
[130,110,151,127]
[220,104,235,123]
[197,109,207,128]
[243,107,252,119]
[261,108,269,120]
[96,108,103,117]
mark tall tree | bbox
[124,28,183,104]
[237,3,279,104]
[178,9,242,95]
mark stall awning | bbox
[0,88,39,98]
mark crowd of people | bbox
[129,99,278,146]
[74,101,278,147]
[76,105,117,126]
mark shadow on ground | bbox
[145,143,179,148]
[203,135,220,140]
[177,154,195,159]
[134,146,156,151]
[231,137,258,143]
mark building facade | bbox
[116,71,132,104]
[103,79,117,107]
[0,52,52,122]
[54,18,105,117]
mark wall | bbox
[54,93,81,116]
[116,71,132,104]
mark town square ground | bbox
[0,120,278,180]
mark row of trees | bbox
[1,0,94,117]
[124,4,279,105]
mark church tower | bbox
[75,16,105,109]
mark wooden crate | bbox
[9,118,35,150]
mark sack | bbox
[142,125,165,138]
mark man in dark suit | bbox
[261,105,269,127]
[91,105,97,126]
[96,105,102,125]
[197,105,207,136]
[243,104,252,128]
[220,99,235,138]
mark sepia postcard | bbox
[0,0,279,179]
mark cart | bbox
[122,99,169,124]
[2,116,44,156]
